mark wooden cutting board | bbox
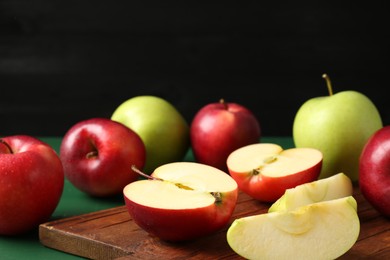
[39,186,390,260]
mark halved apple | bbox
[227,196,360,260]
[123,162,238,241]
[269,172,353,212]
[226,143,323,202]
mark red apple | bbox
[60,118,146,197]
[227,143,323,202]
[123,162,238,241]
[359,125,390,218]
[0,135,64,235]
[190,99,261,172]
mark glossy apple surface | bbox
[190,99,261,172]
[0,135,64,235]
[359,125,390,218]
[227,196,360,260]
[227,143,322,202]
[60,117,146,197]
[111,95,190,174]
[269,172,353,212]
[123,162,238,241]
[293,74,382,181]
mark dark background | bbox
[1,1,389,137]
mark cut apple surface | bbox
[123,162,238,241]
[269,172,353,212]
[227,196,360,260]
[227,143,322,202]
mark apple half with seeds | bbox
[227,143,323,202]
[227,196,360,260]
[123,162,238,241]
[269,172,353,212]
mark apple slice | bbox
[227,143,322,202]
[227,196,360,260]
[123,162,238,241]
[269,172,353,212]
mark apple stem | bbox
[86,151,98,159]
[219,98,228,110]
[0,139,13,154]
[131,165,163,181]
[322,74,333,96]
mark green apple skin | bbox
[111,96,190,173]
[268,172,353,212]
[227,196,360,260]
[293,90,382,182]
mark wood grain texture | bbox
[39,186,390,259]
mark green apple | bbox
[227,196,360,260]
[111,95,190,173]
[269,172,353,212]
[293,74,382,181]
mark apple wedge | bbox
[227,143,322,202]
[269,172,353,212]
[123,162,238,241]
[227,196,360,260]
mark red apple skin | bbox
[0,135,64,235]
[124,189,238,241]
[190,100,261,172]
[359,126,390,218]
[228,162,322,202]
[60,118,146,197]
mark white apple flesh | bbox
[269,172,353,212]
[227,196,360,260]
[123,162,238,241]
[227,143,322,202]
